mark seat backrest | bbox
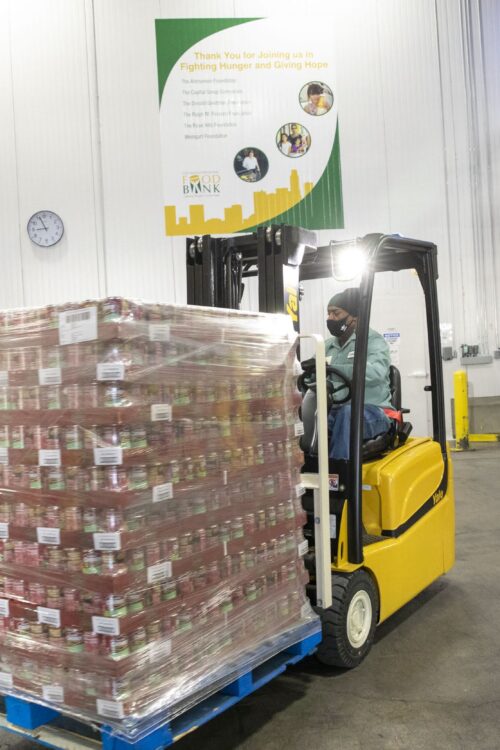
[389,365,401,411]
[299,388,319,454]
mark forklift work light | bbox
[331,244,367,281]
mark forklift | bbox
[186,226,455,668]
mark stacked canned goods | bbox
[0,298,314,732]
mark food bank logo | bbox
[182,173,221,195]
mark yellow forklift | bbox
[186,227,455,668]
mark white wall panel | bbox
[7,0,103,306]
[478,0,500,346]
[0,1,25,307]
[93,0,176,303]
[435,0,500,418]
[333,1,392,240]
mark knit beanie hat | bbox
[327,288,360,317]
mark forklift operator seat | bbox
[389,364,401,411]
[300,364,412,460]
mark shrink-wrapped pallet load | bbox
[0,299,316,737]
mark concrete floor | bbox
[2,445,500,750]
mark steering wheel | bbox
[325,365,352,405]
[297,359,352,406]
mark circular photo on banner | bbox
[233,147,269,182]
[299,81,334,116]
[276,123,311,158]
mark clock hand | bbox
[38,217,48,231]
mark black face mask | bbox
[327,316,350,337]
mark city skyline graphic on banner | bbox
[165,170,313,235]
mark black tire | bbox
[316,570,379,668]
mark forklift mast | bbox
[186,225,316,333]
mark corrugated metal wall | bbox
[0,0,498,434]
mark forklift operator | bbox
[326,288,392,460]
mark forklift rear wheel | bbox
[316,570,379,668]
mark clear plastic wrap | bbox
[0,298,317,738]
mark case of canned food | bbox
[0,298,315,737]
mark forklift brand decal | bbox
[432,489,444,505]
[285,286,299,323]
[155,18,344,236]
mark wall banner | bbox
[155,18,343,237]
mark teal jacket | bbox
[325,328,392,408]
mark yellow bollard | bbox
[454,370,469,450]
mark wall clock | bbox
[27,211,64,247]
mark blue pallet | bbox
[0,628,321,750]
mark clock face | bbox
[27,211,64,247]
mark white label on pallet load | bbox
[0,599,10,617]
[96,699,125,719]
[148,639,172,662]
[0,371,9,386]
[295,483,305,498]
[300,602,311,619]
[92,616,120,636]
[0,448,8,465]
[38,367,62,386]
[298,540,309,557]
[151,404,172,422]
[37,527,61,545]
[94,447,123,466]
[59,306,97,346]
[42,685,64,703]
[0,523,8,541]
[0,672,13,690]
[294,422,304,437]
[152,482,173,503]
[93,532,121,551]
[38,449,62,467]
[147,561,172,584]
[37,607,61,628]
[148,323,171,342]
[96,363,125,381]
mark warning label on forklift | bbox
[329,514,337,538]
[328,474,339,491]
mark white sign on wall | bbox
[383,329,401,366]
